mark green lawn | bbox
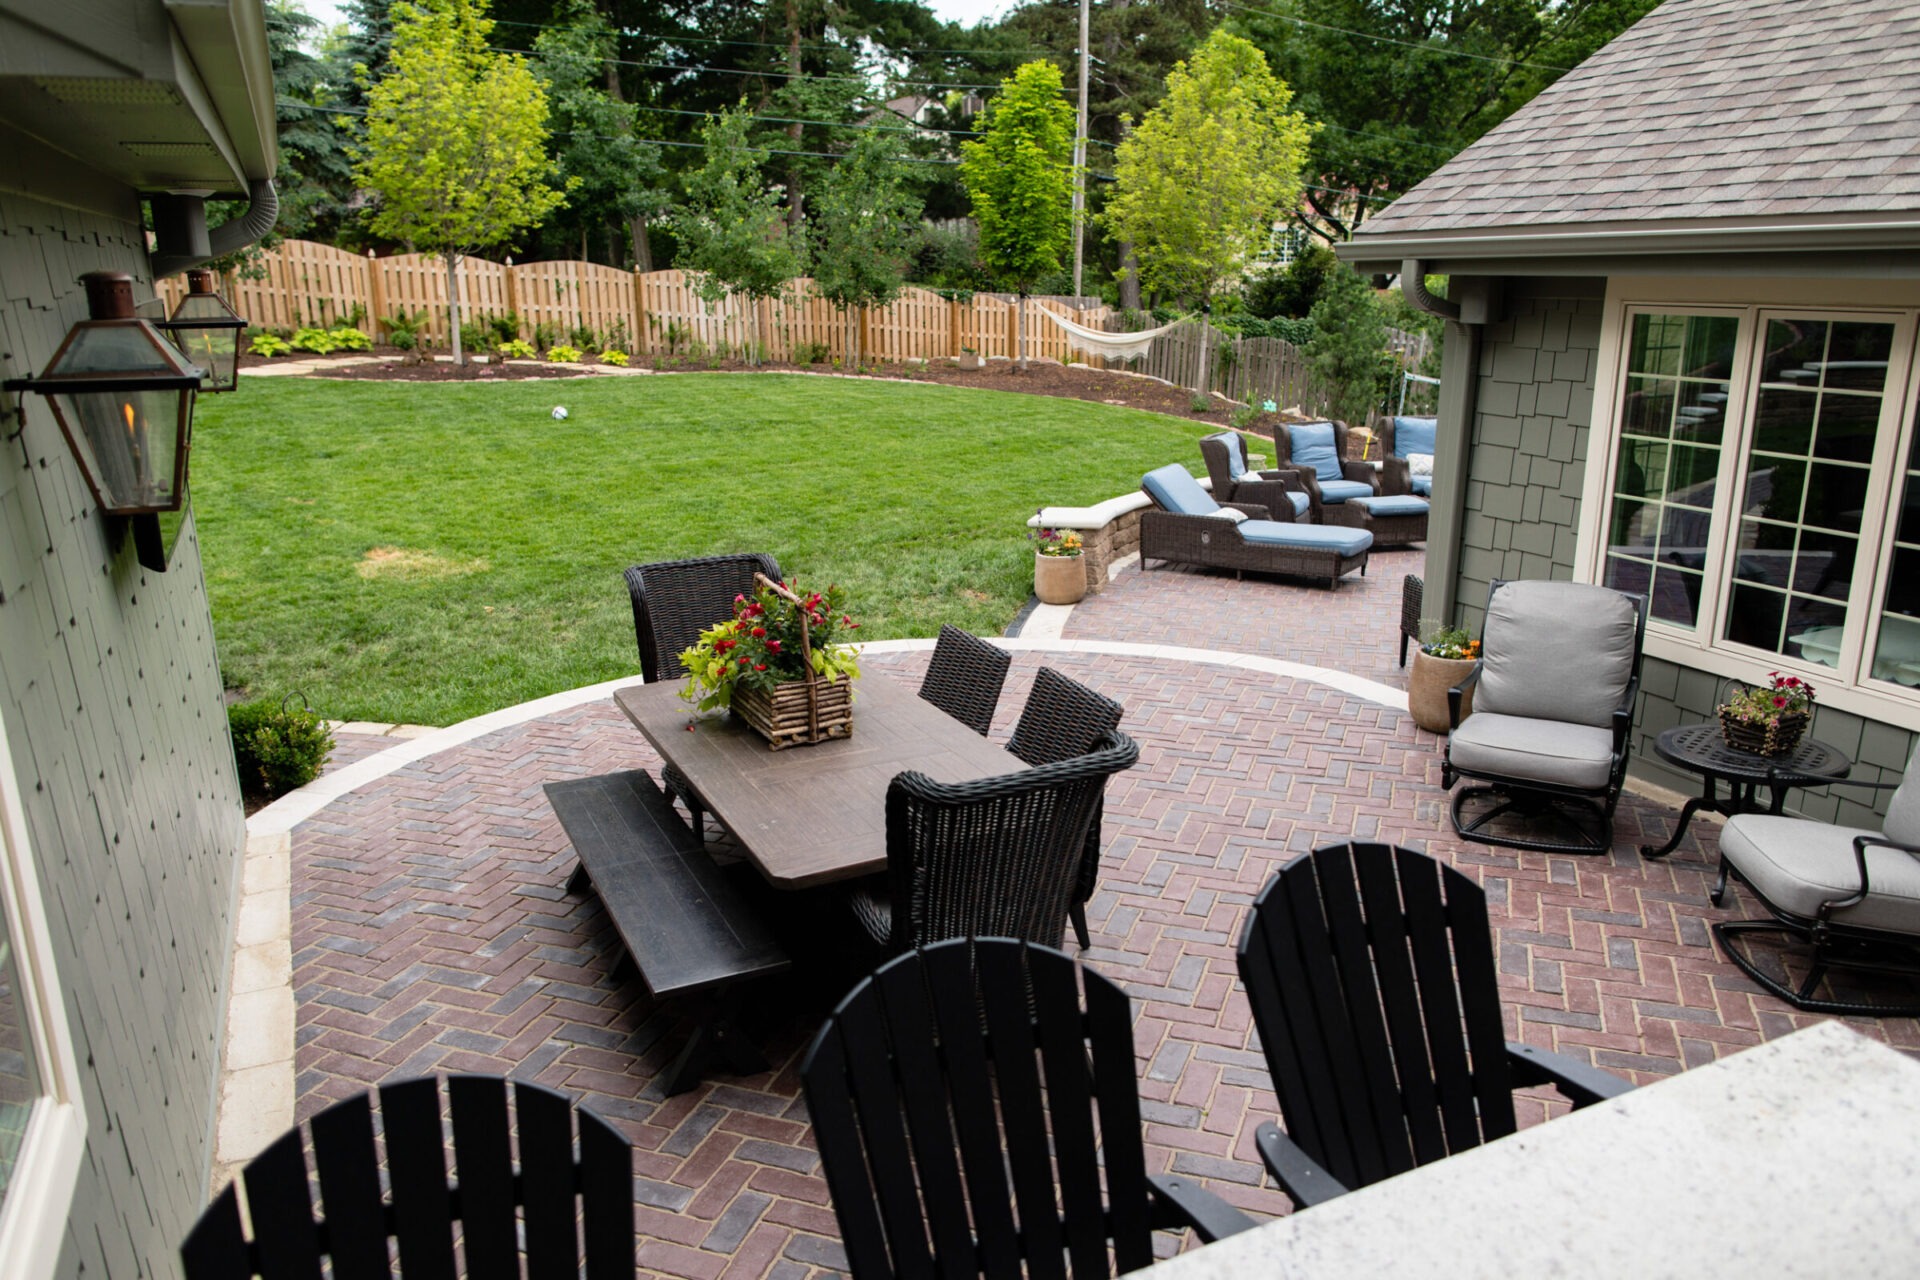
[194,373,1215,725]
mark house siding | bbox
[0,190,246,1277]
[1453,274,1918,824]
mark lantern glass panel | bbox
[49,387,190,510]
[164,292,244,392]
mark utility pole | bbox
[1070,0,1090,299]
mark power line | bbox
[492,16,1053,62]
[1217,0,1573,73]
[489,45,1005,93]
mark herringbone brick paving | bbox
[288,550,1919,1277]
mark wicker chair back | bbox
[919,624,1011,736]
[624,552,782,681]
[883,730,1138,952]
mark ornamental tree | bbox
[1306,263,1390,424]
[671,105,807,367]
[810,126,923,367]
[1103,29,1315,310]
[959,61,1075,369]
[354,0,568,364]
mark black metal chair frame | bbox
[1711,774,1920,1017]
[801,937,1255,1280]
[625,551,782,832]
[918,623,1011,737]
[1235,843,1630,1207]
[181,1074,633,1280]
[1008,667,1127,950]
[862,730,1139,955]
[1441,579,1649,855]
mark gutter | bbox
[1398,259,1483,627]
[150,178,279,279]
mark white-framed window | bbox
[0,706,87,1280]
[1579,278,1920,728]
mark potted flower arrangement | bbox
[679,574,861,750]
[1032,520,1087,605]
[1408,623,1480,734]
[1719,672,1815,757]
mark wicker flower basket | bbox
[1718,707,1808,757]
[733,676,853,750]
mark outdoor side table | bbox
[1638,724,1852,882]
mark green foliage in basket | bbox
[1722,672,1816,723]
[679,580,861,712]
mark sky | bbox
[295,0,1018,34]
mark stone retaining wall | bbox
[1027,475,1226,596]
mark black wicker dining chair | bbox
[181,1074,633,1280]
[624,551,782,832]
[1235,842,1630,1208]
[918,623,1011,736]
[801,937,1255,1280]
[1008,667,1126,949]
[849,730,1139,954]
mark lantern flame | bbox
[123,401,136,435]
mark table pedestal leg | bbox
[1641,777,1721,859]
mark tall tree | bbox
[1238,0,1661,239]
[958,60,1074,369]
[1102,30,1314,310]
[671,105,807,366]
[810,126,923,366]
[1305,263,1388,423]
[534,0,668,268]
[355,0,569,364]
[264,2,358,242]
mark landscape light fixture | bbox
[158,268,246,393]
[2,271,203,571]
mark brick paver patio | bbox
[286,547,1920,1278]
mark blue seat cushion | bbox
[1411,476,1433,497]
[1142,463,1218,517]
[1393,416,1437,459]
[1238,520,1374,556]
[1350,494,1430,517]
[1317,478,1376,504]
[1288,422,1344,485]
[1286,491,1311,518]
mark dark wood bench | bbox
[544,769,791,1095]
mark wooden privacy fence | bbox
[159,239,1422,414]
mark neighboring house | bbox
[0,2,276,1276]
[1342,0,1920,819]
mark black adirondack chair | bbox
[625,551,782,832]
[181,1075,634,1280]
[1235,842,1632,1206]
[802,937,1255,1280]
[1007,667,1126,949]
[918,623,1011,736]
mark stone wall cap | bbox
[1027,478,1212,530]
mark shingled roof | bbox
[1349,0,1920,254]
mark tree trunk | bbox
[631,218,653,272]
[446,252,464,366]
[1016,294,1027,371]
[1118,240,1141,310]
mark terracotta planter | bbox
[1408,650,1477,733]
[1035,552,1088,605]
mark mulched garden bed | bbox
[242,345,1264,425]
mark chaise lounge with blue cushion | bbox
[1380,415,1438,497]
[1198,431,1312,522]
[1139,463,1371,589]
[1268,419,1379,525]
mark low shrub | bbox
[570,324,598,351]
[496,338,537,359]
[228,696,334,799]
[545,344,582,363]
[290,327,339,354]
[792,341,830,365]
[327,326,372,351]
[1189,392,1212,414]
[597,349,629,366]
[248,332,292,358]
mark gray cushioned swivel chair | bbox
[1442,579,1647,854]
[1714,744,1920,1016]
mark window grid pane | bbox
[1873,398,1920,685]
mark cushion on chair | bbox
[1446,714,1616,790]
[1350,495,1430,517]
[1479,582,1638,728]
[1317,478,1377,504]
[1719,815,1920,935]
[1411,476,1433,497]
[1393,416,1438,458]
[1238,521,1373,555]
[1142,464,1219,516]
[1286,491,1311,518]
[1222,433,1247,478]
[1881,746,1920,844]
[1203,507,1249,523]
[1289,423,1344,485]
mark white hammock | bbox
[1034,307,1190,361]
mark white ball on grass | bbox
[551,405,569,421]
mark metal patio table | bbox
[616,673,1025,889]
[1638,723,1852,887]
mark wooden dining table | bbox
[616,673,1025,889]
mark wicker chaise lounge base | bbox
[1140,511,1370,588]
[1348,494,1430,548]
